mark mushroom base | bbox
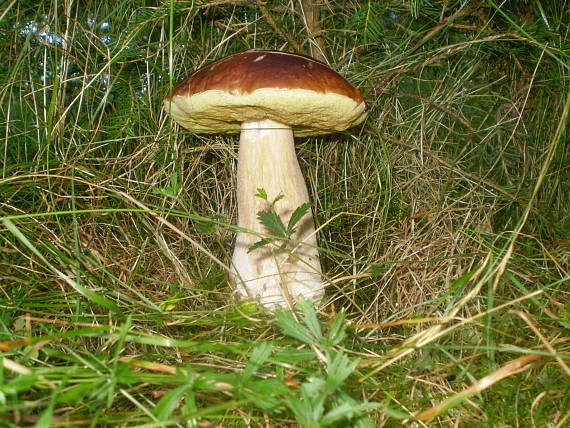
[231,119,323,309]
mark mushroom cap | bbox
[165,49,367,136]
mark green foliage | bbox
[249,190,312,253]
[349,2,385,44]
[0,302,408,426]
[272,299,408,426]
[152,171,179,198]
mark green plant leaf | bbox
[57,382,103,404]
[297,297,322,343]
[286,202,311,235]
[255,188,268,200]
[287,395,314,426]
[244,379,288,412]
[248,237,272,253]
[34,403,54,428]
[320,400,358,425]
[243,343,273,381]
[153,384,193,420]
[273,194,286,205]
[325,351,359,392]
[370,264,385,277]
[299,377,327,423]
[152,172,179,198]
[195,220,216,234]
[0,374,37,395]
[274,308,315,345]
[329,392,378,427]
[182,388,198,419]
[327,311,347,347]
[257,209,288,237]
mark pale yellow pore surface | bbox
[165,88,367,136]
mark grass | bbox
[1,0,569,426]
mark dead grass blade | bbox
[514,310,570,379]
[416,353,543,422]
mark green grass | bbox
[1,0,569,426]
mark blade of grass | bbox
[2,218,121,312]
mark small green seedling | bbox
[249,188,311,253]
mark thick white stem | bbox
[231,119,323,309]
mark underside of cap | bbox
[165,50,367,136]
[166,87,366,136]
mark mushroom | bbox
[165,49,366,309]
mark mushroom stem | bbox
[231,119,323,309]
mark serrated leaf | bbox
[327,311,347,346]
[243,343,273,381]
[248,238,272,253]
[255,188,268,200]
[274,309,315,345]
[331,392,377,428]
[325,351,359,392]
[298,378,327,421]
[320,401,357,425]
[297,297,322,342]
[287,203,311,235]
[257,210,287,237]
[301,376,326,400]
[288,395,314,426]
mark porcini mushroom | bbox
[165,49,366,309]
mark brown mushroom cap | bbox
[165,49,367,136]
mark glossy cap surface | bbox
[165,49,367,136]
